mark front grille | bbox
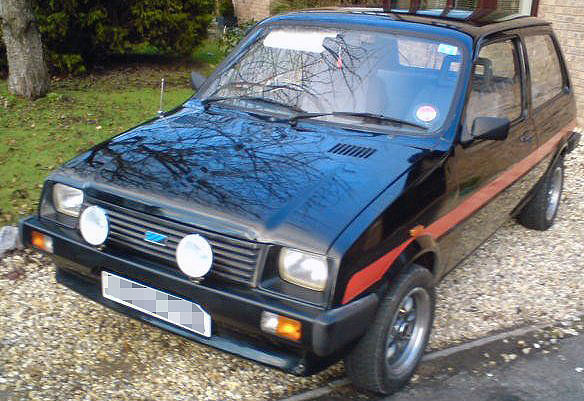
[88,198,262,286]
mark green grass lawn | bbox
[0,63,204,225]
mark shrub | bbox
[218,0,235,18]
[1,0,214,75]
[218,21,256,56]
[271,0,337,14]
[270,0,378,14]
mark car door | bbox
[443,34,537,272]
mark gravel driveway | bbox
[1,140,583,401]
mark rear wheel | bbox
[345,265,435,395]
[518,157,564,231]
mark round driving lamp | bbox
[79,206,109,246]
[176,234,213,278]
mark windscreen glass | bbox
[199,26,464,133]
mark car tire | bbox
[518,157,564,231]
[344,265,435,395]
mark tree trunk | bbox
[0,0,49,99]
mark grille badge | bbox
[144,231,167,246]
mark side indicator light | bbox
[260,311,302,342]
[409,225,425,238]
[31,230,54,253]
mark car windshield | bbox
[199,26,464,133]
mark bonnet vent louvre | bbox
[328,143,377,159]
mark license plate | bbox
[101,271,211,337]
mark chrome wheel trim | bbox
[384,287,431,377]
[546,166,563,222]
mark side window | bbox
[524,34,564,109]
[464,40,523,139]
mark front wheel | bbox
[344,265,435,395]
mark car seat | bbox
[408,54,463,126]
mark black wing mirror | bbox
[190,72,206,91]
[472,117,510,141]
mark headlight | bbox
[52,183,84,217]
[279,248,328,291]
[79,206,109,246]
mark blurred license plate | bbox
[101,271,211,337]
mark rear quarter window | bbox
[524,34,565,109]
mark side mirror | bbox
[190,72,206,91]
[472,116,510,141]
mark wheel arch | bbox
[556,142,569,162]
[391,235,441,285]
[364,235,442,305]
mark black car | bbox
[21,6,581,395]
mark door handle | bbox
[519,133,535,143]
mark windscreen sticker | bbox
[416,105,438,123]
[438,43,458,56]
[263,30,338,53]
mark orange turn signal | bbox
[31,230,53,253]
[275,316,302,342]
[409,224,425,238]
[260,312,302,342]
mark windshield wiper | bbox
[201,95,304,113]
[287,111,428,131]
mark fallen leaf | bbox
[2,267,26,281]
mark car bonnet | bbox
[55,106,429,254]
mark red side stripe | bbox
[342,121,576,304]
[341,239,414,304]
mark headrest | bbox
[472,57,494,91]
[474,57,493,79]
[439,54,462,85]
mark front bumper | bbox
[20,216,378,375]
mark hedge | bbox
[0,0,214,74]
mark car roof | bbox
[272,7,550,41]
